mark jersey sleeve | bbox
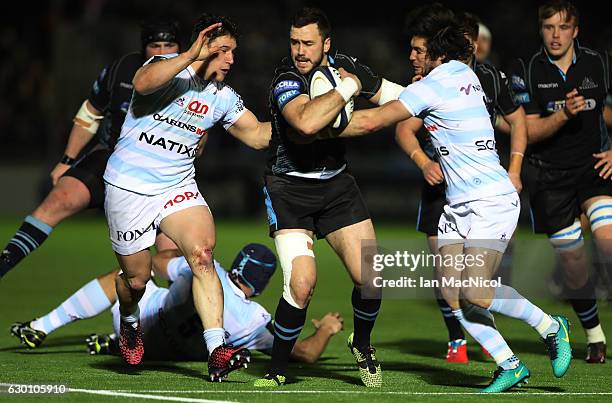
[88,62,115,112]
[271,71,305,112]
[509,58,541,115]
[496,69,520,116]
[398,80,436,117]
[332,53,382,100]
[221,87,248,130]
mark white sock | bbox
[203,328,225,355]
[489,285,559,338]
[585,324,607,344]
[453,308,514,366]
[31,279,112,334]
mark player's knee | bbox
[288,284,314,309]
[461,287,492,309]
[440,286,460,309]
[586,199,612,233]
[189,245,214,273]
[549,220,584,253]
[275,232,315,309]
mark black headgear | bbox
[141,17,181,49]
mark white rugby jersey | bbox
[399,60,515,205]
[112,260,273,357]
[104,54,247,195]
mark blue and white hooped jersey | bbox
[399,60,515,205]
[104,54,246,195]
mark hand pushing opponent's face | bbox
[290,23,330,75]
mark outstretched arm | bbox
[335,99,412,138]
[290,312,344,363]
[226,110,271,150]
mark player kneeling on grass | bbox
[10,244,343,369]
[343,10,572,393]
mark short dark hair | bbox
[538,0,579,27]
[411,6,473,63]
[462,12,480,42]
[290,7,331,40]
[191,13,239,44]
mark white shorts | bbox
[104,182,208,255]
[437,192,520,253]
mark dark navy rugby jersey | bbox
[266,50,382,177]
[88,52,145,149]
[510,42,612,168]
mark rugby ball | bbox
[308,66,354,130]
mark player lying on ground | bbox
[10,244,343,365]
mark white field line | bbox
[69,388,240,403]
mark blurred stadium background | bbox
[1,0,610,222]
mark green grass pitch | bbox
[0,216,610,402]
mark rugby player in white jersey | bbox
[341,11,572,393]
[102,14,271,381]
[10,244,344,365]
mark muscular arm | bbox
[226,110,271,150]
[283,91,352,137]
[525,88,586,144]
[290,312,343,364]
[133,53,194,95]
[337,100,412,138]
[133,23,222,95]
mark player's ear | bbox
[323,37,331,54]
[572,24,579,39]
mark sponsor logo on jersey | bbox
[537,82,559,88]
[579,76,598,90]
[435,146,449,157]
[175,97,185,107]
[546,100,566,112]
[277,89,301,110]
[584,98,597,110]
[273,80,301,97]
[511,75,526,90]
[513,92,530,104]
[164,191,200,209]
[153,114,207,136]
[138,132,196,157]
[545,98,596,112]
[187,100,209,115]
[459,83,482,95]
[116,221,157,242]
[475,139,496,151]
[438,222,458,235]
